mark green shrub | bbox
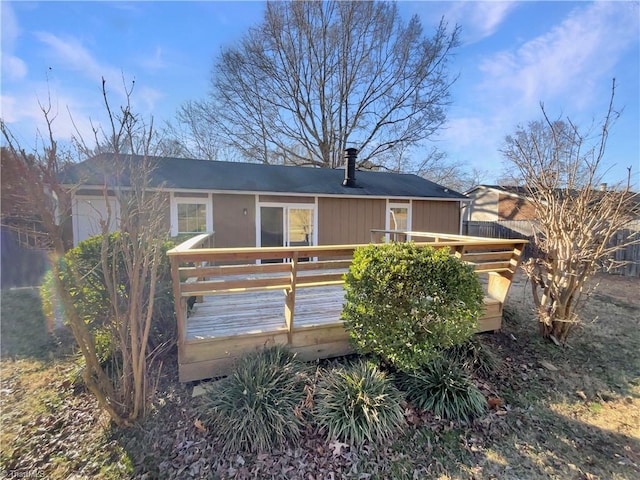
[315,360,405,445]
[342,242,484,372]
[39,233,176,356]
[199,346,309,453]
[398,358,486,422]
[443,337,500,376]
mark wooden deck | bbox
[187,285,345,340]
[168,232,527,382]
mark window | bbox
[177,203,207,233]
[386,201,411,242]
[389,207,408,231]
[170,194,212,236]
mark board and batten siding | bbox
[212,193,256,248]
[318,197,386,245]
[411,200,461,234]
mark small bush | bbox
[342,242,484,372]
[443,337,500,376]
[39,234,176,356]
[315,360,405,445]
[199,346,309,453]
[398,358,485,422]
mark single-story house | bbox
[464,185,537,222]
[59,151,470,248]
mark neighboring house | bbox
[464,185,537,222]
[465,184,640,223]
[59,151,469,248]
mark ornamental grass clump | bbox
[444,337,500,376]
[315,360,405,445]
[398,358,485,422]
[342,242,484,372]
[199,346,309,453]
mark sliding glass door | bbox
[259,205,315,261]
[260,206,284,248]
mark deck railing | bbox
[167,232,528,345]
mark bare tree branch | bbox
[176,1,458,169]
[500,79,638,343]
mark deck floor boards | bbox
[186,285,346,340]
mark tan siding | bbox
[412,200,460,234]
[318,197,386,245]
[212,194,256,247]
[467,189,499,221]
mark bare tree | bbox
[415,147,486,193]
[163,100,227,160]
[1,79,169,425]
[501,79,639,344]
[181,1,458,169]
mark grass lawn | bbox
[1,273,638,479]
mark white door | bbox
[73,196,120,246]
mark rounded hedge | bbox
[342,242,484,372]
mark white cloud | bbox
[136,85,165,113]
[32,31,159,113]
[442,1,640,183]
[2,56,28,81]
[34,32,122,86]
[139,47,168,70]
[1,2,20,48]
[478,2,639,110]
[1,87,98,150]
[442,1,518,43]
[1,2,28,80]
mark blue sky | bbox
[2,1,639,187]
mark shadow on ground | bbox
[0,288,74,360]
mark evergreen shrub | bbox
[342,242,484,372]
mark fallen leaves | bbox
[328,440,349,457]
[193,419,206,432]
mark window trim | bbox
[170,193,213,236]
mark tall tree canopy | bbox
[177,1,459,169]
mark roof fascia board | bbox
[66,185,469,203]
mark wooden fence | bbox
[463,220,640,277]
[0,227,49,289]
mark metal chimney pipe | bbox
[342,148,358,187]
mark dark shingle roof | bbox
[60,153,467,200]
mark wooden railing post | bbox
[170,256,186,350]
[284,252,299,344]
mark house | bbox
[465,184,640,223]
[59,150,469,248]
[464,185,538,222]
